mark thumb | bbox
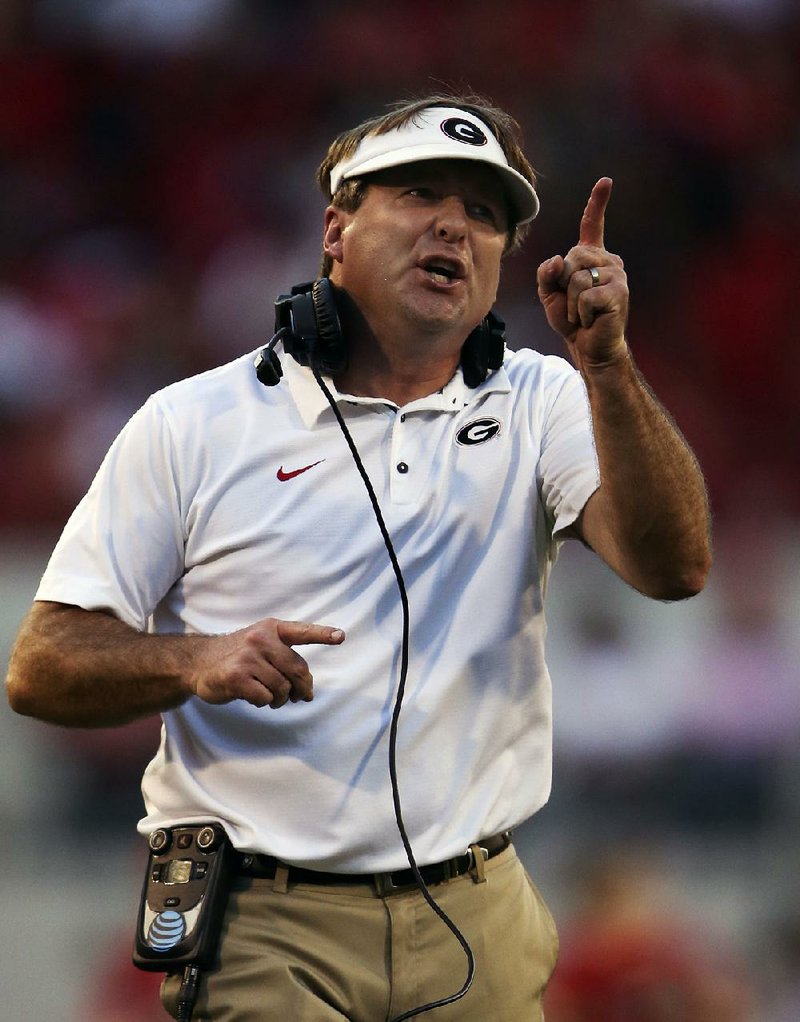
[536,255,564,298]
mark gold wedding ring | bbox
[589,267,601,286]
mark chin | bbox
[405,295,473,335]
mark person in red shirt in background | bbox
[544,847,756,1021]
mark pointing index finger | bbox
[579,177,613,248]
[277,620,345,646]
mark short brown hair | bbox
[316,92,536,276]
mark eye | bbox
[405,186,437,200]
[467,202,499,225]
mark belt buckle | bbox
[373,869,417,897]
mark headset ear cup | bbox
[485,311,505,372]
[311,278,348,375]
[460,310,506,387]
[276,283,317,368]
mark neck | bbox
[331,292,464,405]
[334,352,459,406]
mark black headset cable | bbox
[314,371,475,1020]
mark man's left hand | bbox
[536,177,629,370]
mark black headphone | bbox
[255,278,506,389]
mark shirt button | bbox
[397,462,409,474]
[400,414,406,422]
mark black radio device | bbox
[133,823,233,972]
[255,277,506,389]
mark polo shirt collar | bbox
[283,346,512,430]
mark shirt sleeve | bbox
[35,395,186,631]
[537,363,600,537]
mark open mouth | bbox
[419,257,465,286]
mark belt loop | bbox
[468,843,488,884]
[272,863,290,894]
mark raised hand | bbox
[536,178,629,370]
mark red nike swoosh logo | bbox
[276,460,325,481]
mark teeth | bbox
[430,270,451,284]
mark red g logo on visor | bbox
[440,118,488,147]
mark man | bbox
[6,94,711,1020]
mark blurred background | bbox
[1,0,799,1018]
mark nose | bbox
[434,195,468,242]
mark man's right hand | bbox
[6,602,345,727]
[188,618,345,709]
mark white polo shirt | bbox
[36,344,599,872]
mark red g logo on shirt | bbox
[456,417,502,446]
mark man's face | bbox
[326,160,510,345]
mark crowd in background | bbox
[2,0,800,531]
[2,0,800,1018]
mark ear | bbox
[323,206,346,266]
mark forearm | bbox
[536,178,711,598]
[579,347,712,600]
[5,602,200,727]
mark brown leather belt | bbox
[235,831,512,894]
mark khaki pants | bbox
[161,844,559,1021]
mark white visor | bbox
[328,105,539,225]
